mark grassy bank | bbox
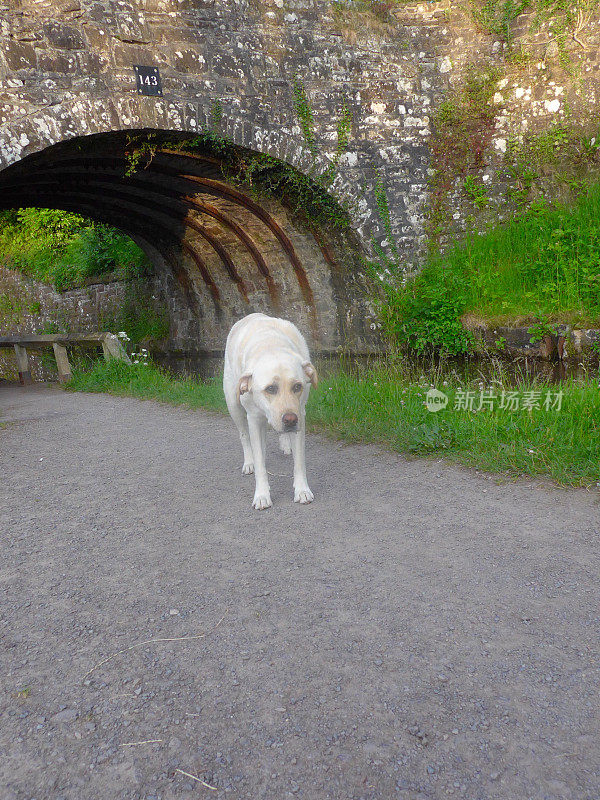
[0,209,150,290]
[67,359,600,489]
[380,184,600,355]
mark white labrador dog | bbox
[223,313,318,510]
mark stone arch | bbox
[0,94,374,240]
[0,121,378,364]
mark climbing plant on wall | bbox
[124,82,356,233]
[469,0,599,68]
[427,64,502,244]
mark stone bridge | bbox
[0,0,596,358]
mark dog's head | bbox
[238,353,317,433]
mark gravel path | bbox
[1,383,599,800]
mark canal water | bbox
[153,347,598,387]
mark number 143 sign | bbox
[133,66,163,97]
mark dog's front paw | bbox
[252,491,272,510]
[242,461,254,475]
[294,486,314,504]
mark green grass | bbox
[458,186,600,325]
[380,184,600,355]
[67,359,600,489]
[68,358,226,412]
[0,208,151,290]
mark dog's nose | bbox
[282,412,298,430]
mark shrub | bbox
[0,209,151,290]
[378,265,474,355]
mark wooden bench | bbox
[0,333,131,384]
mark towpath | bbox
[1,384,598,800]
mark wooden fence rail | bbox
[0,333,131,384]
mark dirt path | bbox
[1,383,599,800]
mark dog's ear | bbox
[302,361,318,388]
[238,373,252,399]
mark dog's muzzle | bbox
[282,412,298,431]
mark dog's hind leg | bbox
[261,422,267,461]
[279,433,292,455]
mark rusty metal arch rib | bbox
[150,162,315,310]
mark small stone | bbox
[52,709,77,723]
[169,609,180,616]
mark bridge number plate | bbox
[134,65,162,96]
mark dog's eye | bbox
[292,382,303,393]
[265,384,278,395]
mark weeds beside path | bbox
[67,359,600,489]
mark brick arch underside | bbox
[0,129,376,357]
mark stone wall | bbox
[0,0,446,253]
[0,267,130,336]
[0,266,139,379]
